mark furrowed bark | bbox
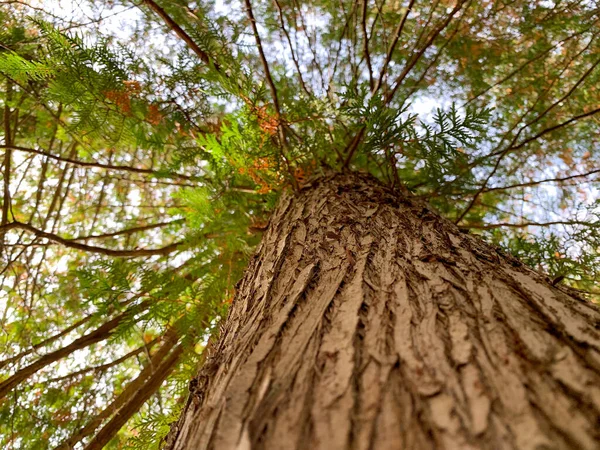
[166,172,600,450]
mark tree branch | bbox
[483,168,600,193]
[465,18,600,106]
[464,220,598,230]
[0,314,91,371]
[455,105,600,224]
[72,219,185,242]
[0,144,199,181]
[361,0,375,91]
[83,344,184,450]
[501,105,600,157]
[273,0,310,96]
[0,221,183,257]
[44,339,159,384]
[141,0,215,68]
[372,0,416,95]
[1,80,13,247]
[243,0,281,117]
[384,0,466,104]
[0,301,150,400]
[54,331,179,450]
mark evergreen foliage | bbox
[0,0,599,447]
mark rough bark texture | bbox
[165,172,600,450]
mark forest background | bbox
[0,0,599,448]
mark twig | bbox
[243,0,281,116]
[1,80,13,249]
[361,0,375,90]
[384,0,466,104]
[483,168,600,193]
[1,144,199,181]
[464,220,598,230]
[0,221,183,257]
[372,0,416,95]
[455,105,600,224]
[71,219,185,242]
[273,0,311,96]
[142,0,216,68]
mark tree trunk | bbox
[165,172,600,450]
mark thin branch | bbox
[54,332,179,450]
[342,127,367,168]
[44,339,159,384]
[325,0,358,97]
[0,221,183,257]
[0,294,143,371]
[455,105,600,224]
[402,3,465,102]
[344,1,465,168]
[0,315,91,371]
[361,0,375,90]
[243,0,281,117]
[83,344,184,450]
[372,0,416,95]
[515,50,600,142]
[141,0,215,68]
[510,104,600,153]
[464,18,600,106]
[273,0,310,96]
[292,0,327,94]
[72,219,185,242]
[1,80,13,247]
[0,144,199,181]
[0,301,150,400]
[483,168,600,193]
[477,27,600,161]
[464,220,598,230]
[385,0,466,104]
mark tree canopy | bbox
[0,0,599,447]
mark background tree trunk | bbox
[165,173,600,450]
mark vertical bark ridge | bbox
[166,173,600,450]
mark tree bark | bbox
[165,172,600,450]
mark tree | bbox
[0,0,599,448]
[165,172,600,450]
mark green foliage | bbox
[488,201,600,294]
[1,0,599,448]
[126,407,183,450]
[403,105,491,187]
[0,51,54,82]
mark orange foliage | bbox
[103,80,144,116]
[123,80,142,95]
[239,95,280,136]
[146,103,163,125]
[293,166,306,185]
[103,89,131,114]
[292,159,317,187]
[252,157,274,170]
[559,148,574,166]
[254,105,279,135]
[237,156,280,194]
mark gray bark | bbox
[165,172,600,450]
